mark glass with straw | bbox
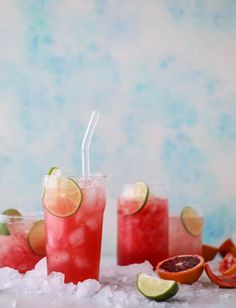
[42,111,106,283]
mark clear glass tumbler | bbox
[42,174,106,283]
[117,183,169,267]
[0,211,44,272]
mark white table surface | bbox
[0,255,235,308]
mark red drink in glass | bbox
[169,215,203,257]
[117,183,169,267]
[0,212,44,272]
[43,175,106,284]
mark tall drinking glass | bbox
[169,206,203,257]
[117,183,169,267]
[42,174,106,283]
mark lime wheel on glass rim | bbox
[120,181,149,215]
[181,206,203,237]
[43,175,83,218]
[28,220,46,256]
[0,208,22,235]
[136,273,179,301]
[156,255,204,284]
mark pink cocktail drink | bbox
[169,216,203,257]
[0,212,44,272]
[43,175,106,284]
[117,184,169,267]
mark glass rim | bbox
[0,211,43,220]
[121,182,166,189]
[43,173,106,179]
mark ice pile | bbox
[0,259,235,308]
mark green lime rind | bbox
[123,181,149,216]
[43,177,83,218]
[2,209,21,216]
[0,223,10,235]
[48,166,62,176]
[180,206,203,237]
[136,273,179,302]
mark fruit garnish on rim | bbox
[156,255,204,284]
[120,181,149,215]
[0,209,22,235]
[136,273,179,302]
[181,206,203,237]
[43,177,82,218]
[48,166,62,176]
[28,220,46,256]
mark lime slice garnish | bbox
[28,220,46,256]
[136,273,179,301]
[48,166,62,176]
[2,209,22,216]
[181,206,203,237]
[0,209,22,236]
[43,177,82,218]
[0,223,9,235]
[121,181,149,215]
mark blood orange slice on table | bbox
[43,177,82,218]
[156,255,204,284]
[218,252,236,275]
[119,181,149,215]
[202,244,218,262]
[218,238,235,257]
[205,263,236,288]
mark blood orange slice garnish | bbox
[180,207,203,237]
[43,177,82,218]
[156,255,204,284]
[120,181,149,215]
[28,220,46,256]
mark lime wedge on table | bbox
[28,220,46,256]
[121,181,149,215]
[136,273,179,301]
[181,206,203,237]
[43,177,82,218]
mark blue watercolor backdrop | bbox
[0,0,236,253]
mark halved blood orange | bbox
[180,207,203,237]
[218,252,236,274]
[202,244,218,262]
[28,220,46,256]
[218,238,235,257]
[205,263,236,288]
[156,255,204,284]
[43,177,82,218]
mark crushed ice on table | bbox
[0,259,235,308]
